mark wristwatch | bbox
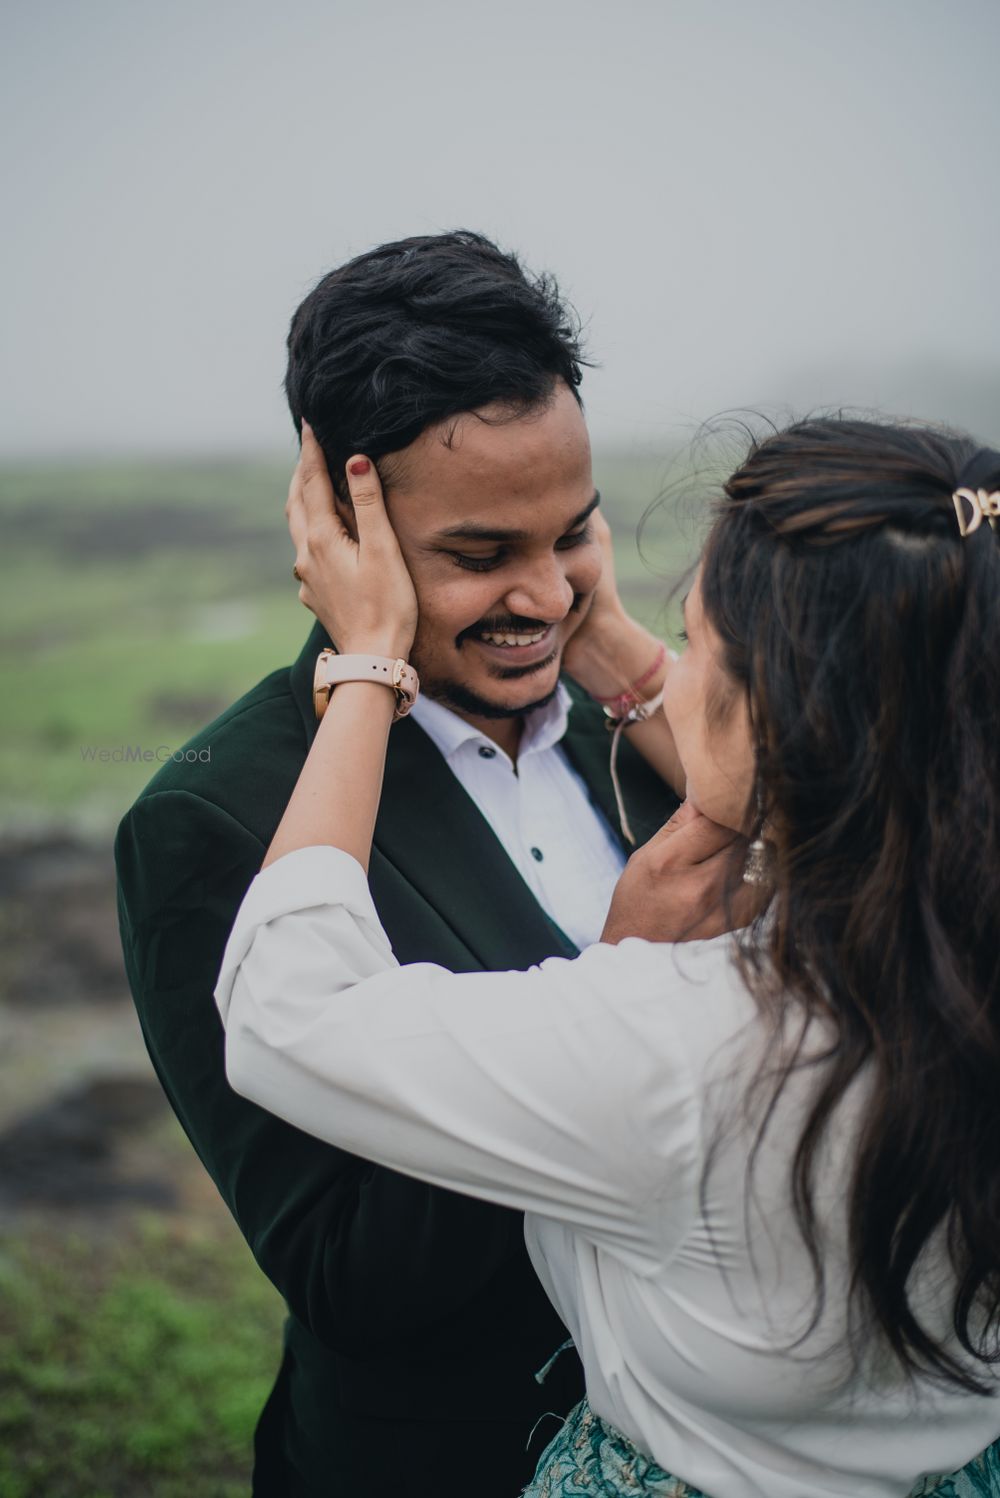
[312,649,420,722]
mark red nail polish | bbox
[348,458,371,476]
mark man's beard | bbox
[430,674,562,720]
[422,641,564,720]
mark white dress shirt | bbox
[215,846,1000,1498]
[410,684,626,950]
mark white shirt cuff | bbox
[214,844,392,1026]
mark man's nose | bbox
[502,555,576,623]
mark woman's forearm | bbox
[264,435,420,874]
[262,682,396,873]
[566,610,686,796]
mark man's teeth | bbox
[479,630,547,647]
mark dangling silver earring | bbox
[742,787,771,887]
[742,831,770,886]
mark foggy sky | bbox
[2,0,998,458]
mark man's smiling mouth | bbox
[478,628,548,647]
[469,626,558,670]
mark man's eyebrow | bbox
[432,490,601,544]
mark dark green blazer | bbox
[115,619,677,1498]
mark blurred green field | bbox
[0,449,705,832]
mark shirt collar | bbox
[410,681,573,766]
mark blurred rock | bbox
[0,833,209,1226]
[1,501,275,559]
[0,1075,176,1209]
[0,832,129,1007]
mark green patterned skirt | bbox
[521,1398,1000,1498]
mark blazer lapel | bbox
[289,622,578,971]
[375,718,579,970]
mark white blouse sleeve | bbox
[214,845,702,1271]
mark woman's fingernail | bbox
[348,458,371,477]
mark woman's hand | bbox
[561,510,686,796]
[602,800,753,944]
[561,511,635,687]
[561,510,666,699]
[286,424,419,660]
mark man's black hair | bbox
[285,230,588,496]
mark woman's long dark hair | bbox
[699,417,1000,1394]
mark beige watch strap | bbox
[313,650,420,722]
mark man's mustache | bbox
[458,595,588,644]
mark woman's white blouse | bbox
[214,845,1000,1498]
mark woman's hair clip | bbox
[953,488,1000,537]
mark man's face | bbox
[370,382,602,719]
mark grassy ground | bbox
[0,1213,285,1498]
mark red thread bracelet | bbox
[592,642,667,718]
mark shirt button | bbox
[478,745,497,759]
[530,847,544,862]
